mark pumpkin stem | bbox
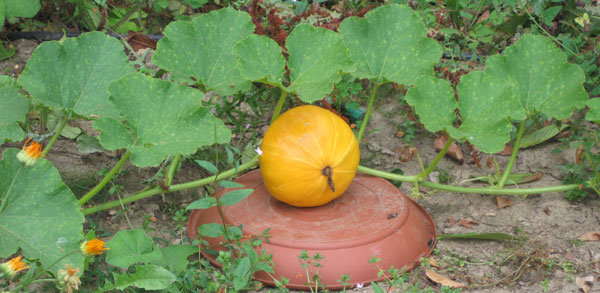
[321,166,335,192]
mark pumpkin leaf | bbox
[112,264,176,290]
[152,7,254,95]
[446,71,526,153]
[152,245,197,273]
[286,24,354,102]
[18,31,134,119]
[405,76,457,133]
[220,189,253,206]
[585,99,600,123]
[94,73,231,167]
[338,4,442,85]
[0,148,84,274]
[1,0,40,27]
[105,229,162,268]
[234,34,285,87]
[520,124,566,148]
[485,34,588,119]
[0,83,29,143]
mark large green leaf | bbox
[105,229,162,268]
[0,84,29,142]
[5,0,40,17]
[404,76,457,133]
[485,34,588,119]
[152,7,254,95]
[447,71,526,153]
[286,24,354,102]
[234,34,286,87]
[112,264,176,290]
[94,73,231,167]
[151,245,197,273]
[338,4,442,85]
[18,32,134,119]
[0,0,40,26]
[0,148,84,273]
[586,99,600,123]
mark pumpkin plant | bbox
[259,105,360,207]
[0,3,598,291]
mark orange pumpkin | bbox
[259,105,360,207]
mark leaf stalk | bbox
[497,119,527,188]
[81,156,259,215]
[78,150,131,205]
[356,83,380,143]
[41,117,69,156]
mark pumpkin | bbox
[259,105,360,207]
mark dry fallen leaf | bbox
[395,145,416,162]
[498,144,513,156]
[445,217,458,227]
[425,268,465,288]
[543,207,551,215]
[578,232,600,241]
[576,276,594,293]
[576,145,585,164]
[435,135,464,164]
[496,197,513,209]
[428,257,440,269]
[476,10,490,23]
[459,218,479,228]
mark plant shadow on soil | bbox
[2,38,599,292]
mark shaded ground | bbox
[1,38,599,292]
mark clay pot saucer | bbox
[188,170,436,290]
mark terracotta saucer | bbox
[188,170,436,290]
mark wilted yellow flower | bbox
[0,256,29,279]
[56,264,81,293]
[80,238,109,257]
[16,138,45,166]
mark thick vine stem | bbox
[418,136,453,180]
[358,164,581,195]
[357,165,419,183]
[270,88,288,124]
[497,119,527,189]
[81,156,259,215]
[78,150,132,205]
[41,117,69,156]
[356,83,380,143]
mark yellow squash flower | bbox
[80,238,109,257]
[0,256,29,279]
[16,138,45,166]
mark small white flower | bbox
[356,283,364,288]
[255,147,263,156]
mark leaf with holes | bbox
[485,34,588,119]
[152,7,254,95]
[93,73,231,167]
[0,83,29,142]
[446,71,526,153]
[286,24,354,102]
[339,4,442,85]
[0,148,84,274]
[18,32,134,119]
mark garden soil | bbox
[2,38,599,292]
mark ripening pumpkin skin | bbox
[259,105,360,207]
